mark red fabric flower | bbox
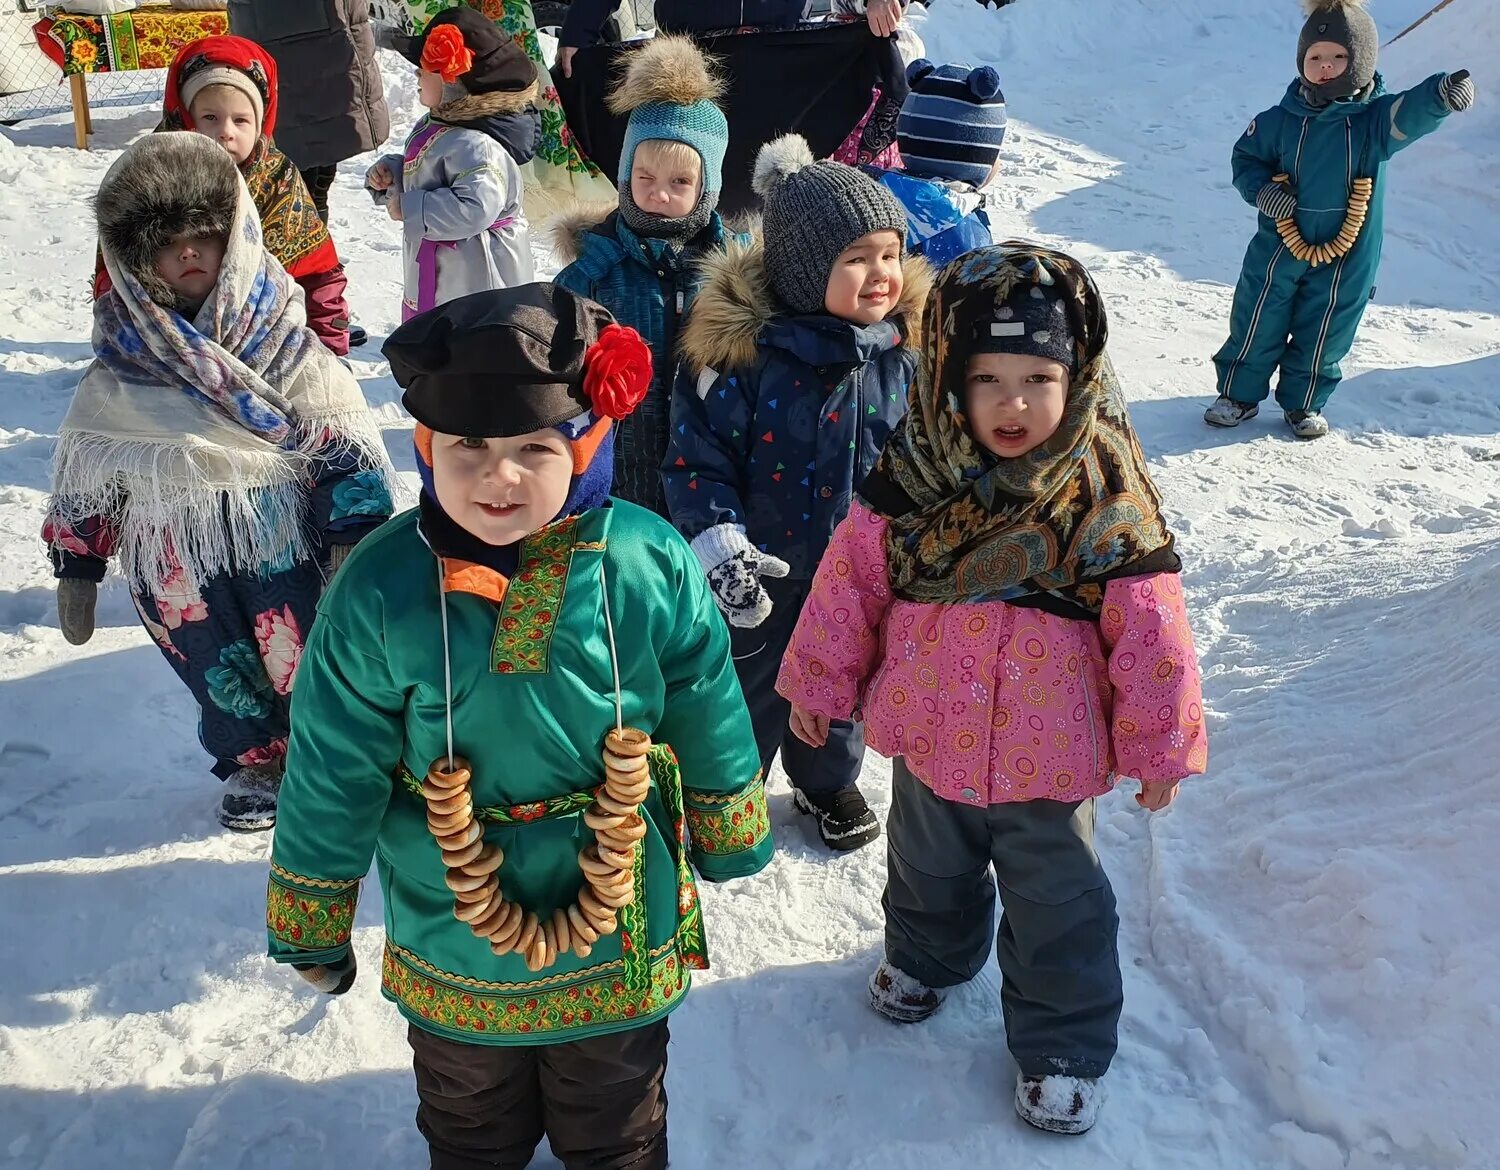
[421,24,474,85]
[583,324,653,420]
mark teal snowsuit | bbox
[1214,74,1452,413]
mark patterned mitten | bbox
[691,524,790,629]
[293,952,357,995]
[1440,70,1474,112]
[1255,180,1298,220]
[57,578,97,646]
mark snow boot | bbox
[1203,395,1259,427]
[793,783,881,851]
[1014,1073,1104,1135]
[218,763,282,831]
[348,323,368,348]
[868,960,946,1023]
[1284,410,1329,439]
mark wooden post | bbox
[68,72,90,150]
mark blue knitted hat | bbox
[609,36,728,194]
[897,60,1008,189]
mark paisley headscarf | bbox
[859,242,1180,619]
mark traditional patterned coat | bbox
[553,206,751,516]
[369,86,540,321]
[663,237,931,579]
[266,501,773,1044]
[776,501,1208,807]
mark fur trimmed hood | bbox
[680,233,933,375]
[434,79,540,124]
[94,132,239,310]
[549,201,622,266]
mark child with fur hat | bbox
[778,243,1208,1135]
[553,36,750,518]
[90,35,354,356]
[366,6,540,321]
[45,133,395,832]
[1205,0,1475,439]
[865,58,1007,269]
[664,134,932,853]
[266,284,772,1170]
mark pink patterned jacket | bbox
[776,502,1208,807]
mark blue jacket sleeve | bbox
[662,360,755,542]
[1230,108,1283,205]
[553,258,596,299]
[558,0,620,48]
[1368,74,1452,162]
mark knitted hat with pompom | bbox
[751,134,907,315]
[1298,0,1378,101]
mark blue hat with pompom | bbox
[897,60,1008,190]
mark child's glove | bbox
[691,524,790,629]
[1440,69,1474,112]
[57,578,97,646]
[1255,179,1298,220]
[293,952,357,995]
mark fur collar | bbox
[680,234,932,375]
[434,79,539,125]
[549,201,622,265]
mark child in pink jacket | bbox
[778,243,1207,1137]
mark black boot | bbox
[793,783,880,852]
[348,323,368,348]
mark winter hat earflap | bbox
[752,134,909,315]
[1298,0,1378,101]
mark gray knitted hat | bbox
[751,134,908,315]
[1298,0,1378,101]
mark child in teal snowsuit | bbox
[1205,0,1474,439]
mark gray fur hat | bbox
[94,132,239,309]
[751,134,908,315]
[1298,0,1378,100]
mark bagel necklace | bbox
[1271,172,1373,267]
[422,554,652,973]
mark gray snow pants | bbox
[883,759,1123,1078]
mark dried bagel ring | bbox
[442,837,486,869]
[604,727,652,757]
[551,908,572,956]
[596,843,635,871]
[428,807,471,833]
[445,867,492,894]
[426,787,472,816]
[603,776,650,806]
[469,898,510,940]
[455,888,500,924]
[578,846,618,879]
[487,902,524,950]
[437,820,483,851]
[603,750,649,775]
[573,941,593,960]
[515,911,541,958]
[610,814,649,842]
[424,757,472,788]
[583,807,629,832]
[567,904,600,945]
[453,877,498,903]
[577,886,615,929]
[592,789,637,818]
[460,843,505,877]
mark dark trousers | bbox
[883,759,1123,1078]
[298,163,337,224]
[408,1020,669,1170]
[730,575,865,798]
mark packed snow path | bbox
[2,2,1497,1167]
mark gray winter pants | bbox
[883,759,1123,1078]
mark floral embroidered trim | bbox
[491,516,580,674]
[684,773,770,857]
[266,868,360,951]
[382,939,689,1037]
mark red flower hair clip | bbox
[583,325,653,419]
[421,24,474,85]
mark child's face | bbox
[823,230,904,325]
[431,429,574,546]
[419,68,445,110]
[963,352,1069,459]
[153,231,226,308]
[1302,41,1349,85]
[189,88,258,165]
[629,142,703,219]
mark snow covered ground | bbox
[2,1,1498,1167]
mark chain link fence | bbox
[0,2,172,125]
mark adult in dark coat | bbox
[226,0,391,222]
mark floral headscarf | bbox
[860,243,1179,618]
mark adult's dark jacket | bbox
[560,0,806,49]
[227,0,390,170]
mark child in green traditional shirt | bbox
[265,284,772,1170]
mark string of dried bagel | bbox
[423,557,651,974]
[1271,173,1373,267]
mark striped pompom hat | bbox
[896,59,1008,189]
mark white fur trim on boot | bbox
[1014,1072,1104,1135]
